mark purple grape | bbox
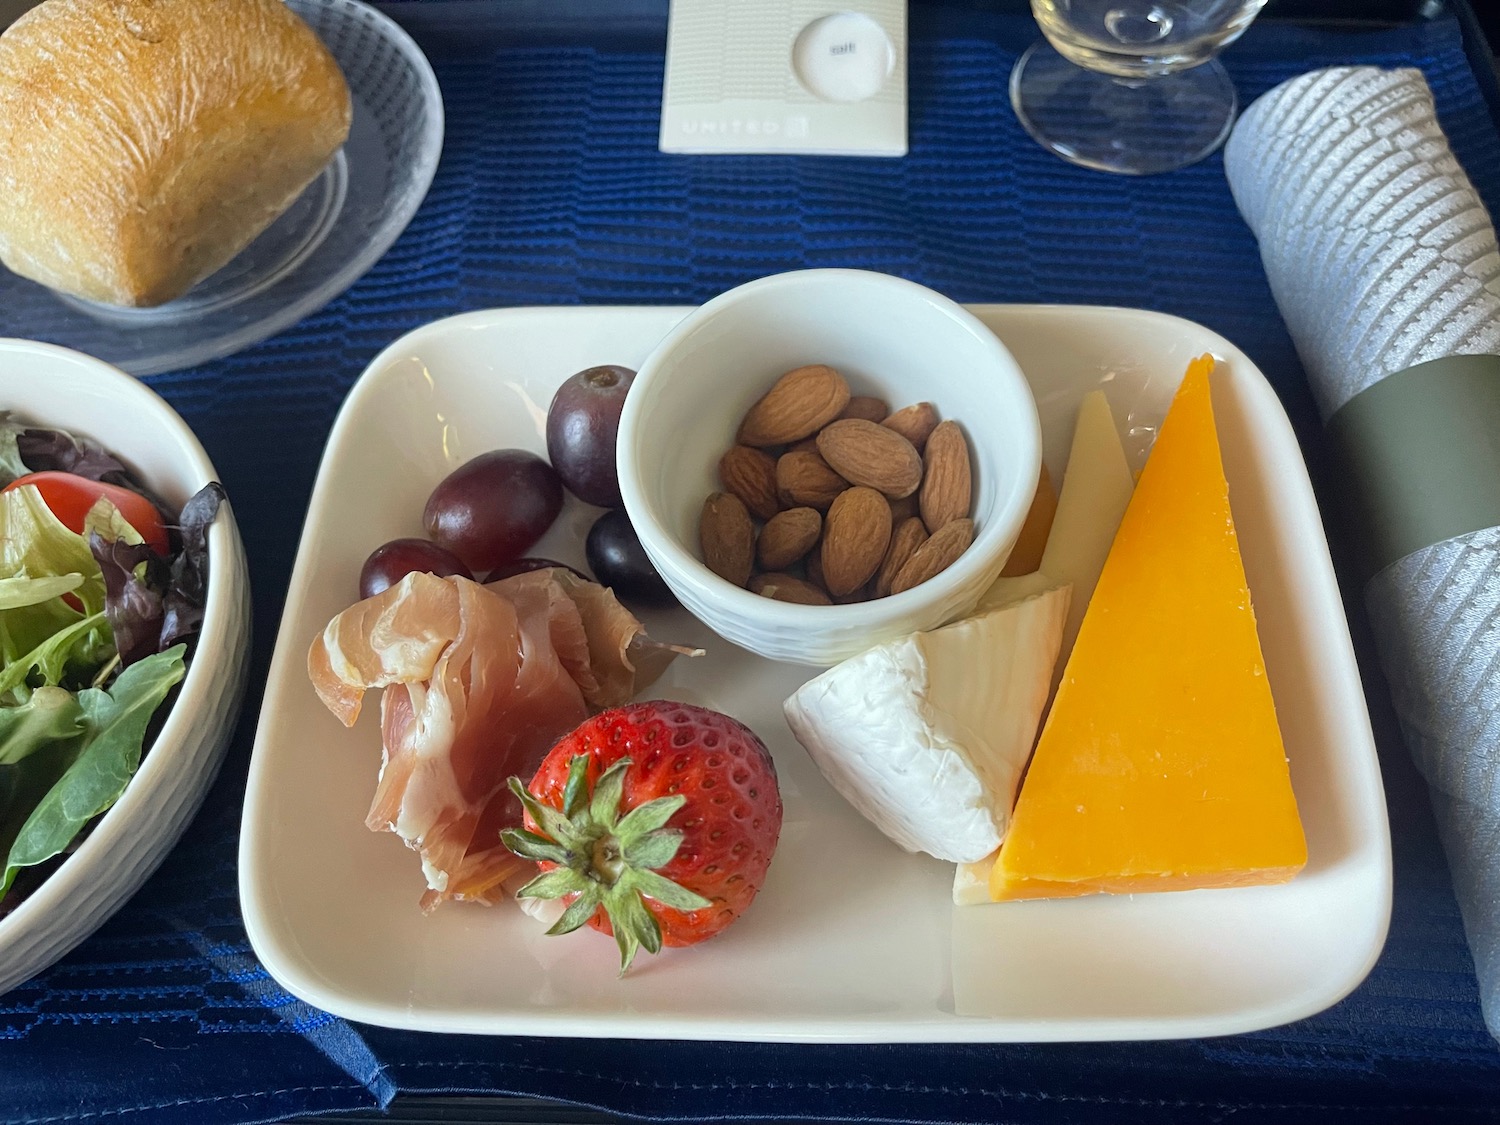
[585,509,675,607]
[424,450,563,572]
[546,365,635,508]
[359,538,472,600]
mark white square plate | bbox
[241,304,1391,1041]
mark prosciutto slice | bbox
[308,568,696,910]
[489,567,692,710]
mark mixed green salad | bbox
[0,413,222,910]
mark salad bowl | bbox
[0,339,250,997]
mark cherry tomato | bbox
[3,472,170,556]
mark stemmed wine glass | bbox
[1011,0,1270,175]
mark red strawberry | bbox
[501,701,783,972]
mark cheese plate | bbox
[240,303,1391,1041]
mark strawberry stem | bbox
[591,838,626,883]
[501,754,713,973]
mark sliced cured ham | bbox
[309,568,696,910]
[489,567,696,710]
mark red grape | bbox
[546,365,634,508]
[359,538,472,600]
[424,450,563,571]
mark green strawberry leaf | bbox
[502,753,714,974]
[615,794,685,842]
[507,778,586,851]
[622,828,684,871]
[514,866,584,901]
[607,884,662,972]
[498,827,570,866]
[561,753,590,819]
[548,888,603,937]
[588,758,631,831]
[632,867,712,912]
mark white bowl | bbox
[0,340,251,996]
[618,269,1041,666]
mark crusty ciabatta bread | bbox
[0,0,352,307]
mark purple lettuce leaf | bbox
[87,482,224,666]
[16,428,176,529]
[16,429,130,483]
[88,537,166,668]
[160,483,224,649]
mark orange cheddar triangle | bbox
[991,356,1307,902]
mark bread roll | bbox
[0,0,352,307]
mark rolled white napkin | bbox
[1226,66,1500,1040]
[1228,67,1500,413]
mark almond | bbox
[833,580,876,605]
[737,365,851,447]
[700,492,754,587]
[839,395,889,423]
[888,492,919,525]
[815,419,923,499]
[891,518,974,595]
[776,449,848,510]
[787,436,822,455]
[920,421,972,533]
[882,402,940,451]
[820,486,892,597]
[749,572,832,605]
[805,548,870,603]
[876,517,929,598]
[757,506,821,571]
[718,445,780,521]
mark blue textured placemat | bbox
[4,8,1500,1125]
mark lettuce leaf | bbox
[90,538,164,668]
[0,688,84,767]
[0,612,110,702]
[161,483,223,648]
[14,423,130,485]
[0,486,106,616]
[83,496,143,548]
[13,422,178,529]
[0,487,115,700]
[88,483,223,665]
[1,646,185,894]
[0,415,30,486]
[0,574,83,612]
[0,740,81,897]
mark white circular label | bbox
[792,12,894,103]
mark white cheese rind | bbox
[783,584,1070,864]
[784,639,998,862]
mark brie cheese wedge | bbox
[783,582,1070,864]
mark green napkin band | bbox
[1327,354,1500,586]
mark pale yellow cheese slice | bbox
[1037,389,1135,674]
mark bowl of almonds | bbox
[618,269,1040,666]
